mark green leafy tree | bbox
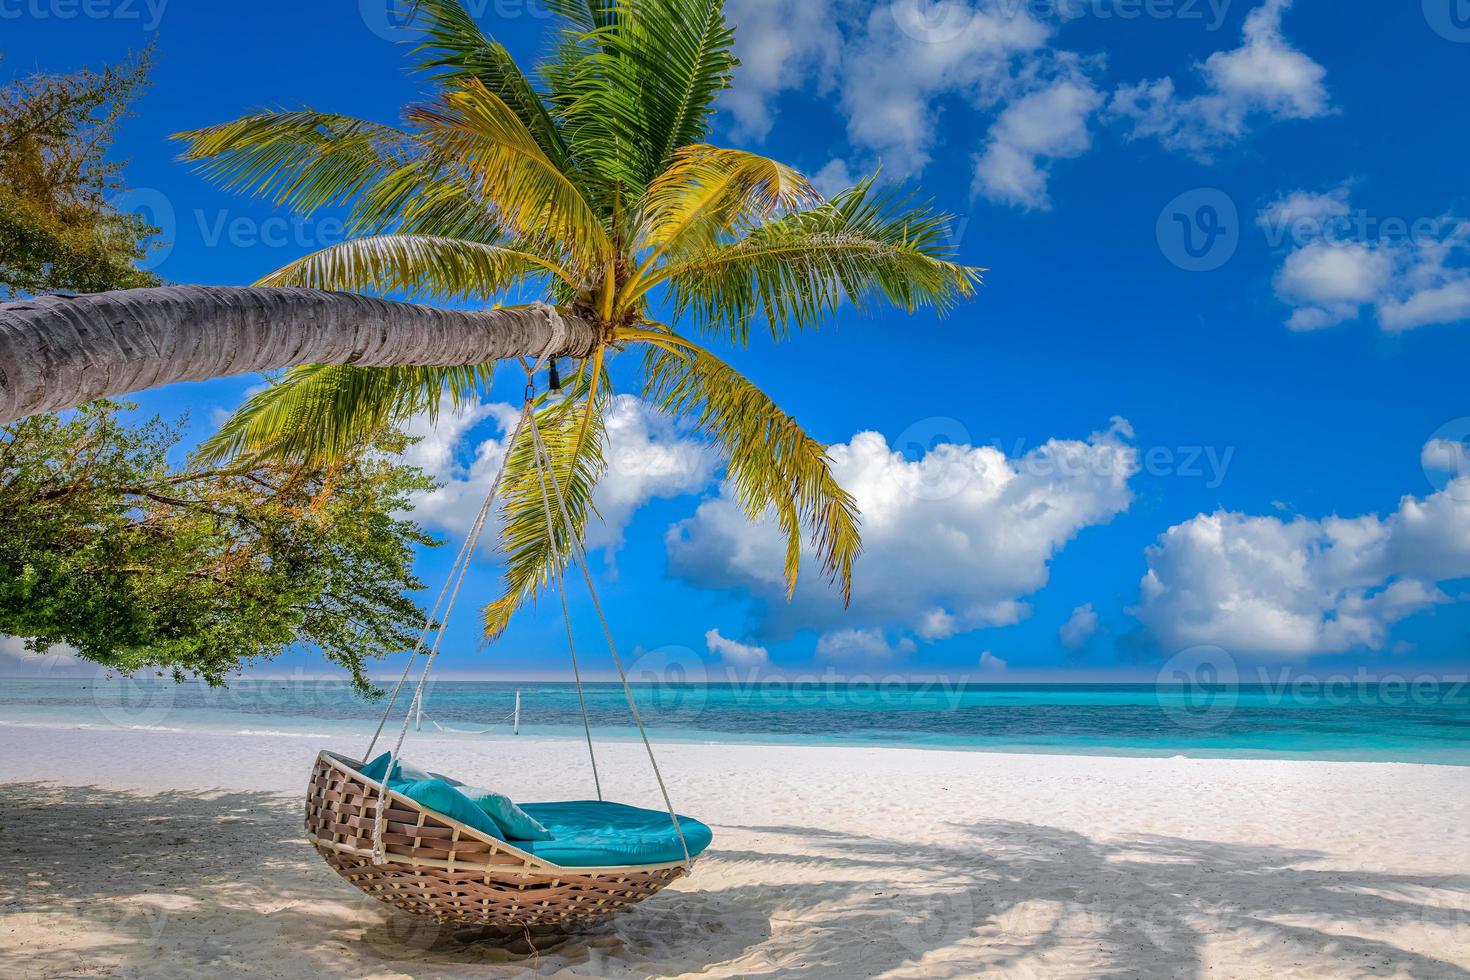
[0,49,164,297]
[0,402,438,690]
[175,0,984,636]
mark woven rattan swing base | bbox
[305,752,687,928]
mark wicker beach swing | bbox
[305,329,703,928]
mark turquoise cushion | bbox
[457,785,553,841]
[387,778,508,842]
[517,801,713,867]
[357,752,430,784]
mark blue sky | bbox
[6,0,1470,682]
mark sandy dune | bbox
[1,724,1467,978]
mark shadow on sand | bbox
[1,782,1466,978]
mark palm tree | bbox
[0,0,981,632]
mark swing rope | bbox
[523,394,691,868]
[364,305,689,870]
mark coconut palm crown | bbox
[178,0,983,637]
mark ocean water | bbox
[1,676,1467,765]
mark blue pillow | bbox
[387,778,508,842]
[457,785,553,841]
[357,752,430,784]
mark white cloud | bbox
[815,627,916,663]
[704,628,769,667]
[1274,242,1395,331]
[1059,603,1098,650]
[973,75,1102,209]
[668,420,1137,647]
[1110,0,1329,157]
[1261,188,1470,332]
[978,650,1008,672]
[1132,450,1470,655]
[810,158,860,198]
[0,635,84,676]
[406,395,716,560]
[723,0,842,140]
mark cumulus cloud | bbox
[723,0,842,140]
[815,627,917,663]
[721,0,1333,210]
[1059,603,1098,650]
[1110,0,1329,157]
[978,650,1008,672]
[705,628,769,667]
[973,74,1103,209]
[1259,186,1470,332]
[0,635,84,676]
[1132,449,1470,655]
[668,419,1137,653]
[406,395,716,560]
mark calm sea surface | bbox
[2,677,1467,765]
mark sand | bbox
[1,723,1467,979]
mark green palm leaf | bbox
[256,234,570,300]
[408,0,576,178]
[637,329,860,603]
[196,363,494,467]
[483,374,608,638]
[656,178,983,343]
[408,78,612,271]
[174,111,414,216]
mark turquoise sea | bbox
[1,676,1467,765]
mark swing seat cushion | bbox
[517,801,713,867]
[390,778,509,842]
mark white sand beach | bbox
[1,723,1467,979]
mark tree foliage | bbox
[0,50,163,298]
[0,402,438,690]
[174,0,985,638]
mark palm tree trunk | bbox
[0,286,600,424]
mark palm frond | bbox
[638,330,860,602]
[482,373,607,638]
[549,0,737,204]
[173,111,414,216]
[256,234,569,300]
[196,363,493,467]
[656,177,984,343]
[407,78,612,269]
[407,0,575,176]
[630,144,816,275]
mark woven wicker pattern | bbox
[305,751,687,927]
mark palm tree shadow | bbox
[2,782,1467,978]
